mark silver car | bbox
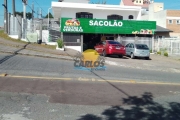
[125,43,150,60]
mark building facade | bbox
[141,3,180,38]
[51,1,156,52]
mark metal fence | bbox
[154,38,180,55]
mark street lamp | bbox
[48,7,52,28]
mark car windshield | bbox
[135,44,149,50]
[108,41,121,45]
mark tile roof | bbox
[122,0,149,8]
[155,25,173,32]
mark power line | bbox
[34,0,47,15]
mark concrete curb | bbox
[0,50,74,61]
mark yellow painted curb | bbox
[6,75,72,80]
[0,73,7,77]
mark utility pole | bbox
[22,0,27,19]
[3,0,8,33]
[12,0,16,33]
[32,2,34,20]
[12,0,16,16]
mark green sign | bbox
[61,18,156,34]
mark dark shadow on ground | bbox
[0,43,30,64]
[77,92,180,120]
[107,55,129,59]
[91,71,129,97]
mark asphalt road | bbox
[0,53,180,120]
[0,77,180,120]
[0,53,180,83]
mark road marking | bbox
[0,73,7,77]
[78,77,90,81]
[1,75,180,86]
[6,75,72,80]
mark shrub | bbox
[164,52,168,57]
[57,38,64,48]
[150,49,152,53]
[157,51,161,55]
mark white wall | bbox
[152,10,166,28]
[60,8,140,20]
[141,15,149,20]
[36,30,49,43]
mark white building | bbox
[141,2,180,38]
[50,1,156,52]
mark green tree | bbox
[15,12,32,20]
[45,12,54,18]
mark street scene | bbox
[0,0,180,120]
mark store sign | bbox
[89,20,123,27]
[61,18,156,34]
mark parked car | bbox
[125,43,150,60]
[94,40,126,58]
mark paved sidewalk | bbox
[0,38,79,60]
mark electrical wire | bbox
[34,0,47,15]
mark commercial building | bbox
[51,0,156,52]
[141,2,180,38]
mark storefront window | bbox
[107,14,123,20]
[129,15,134,19]
[76,12,93,19]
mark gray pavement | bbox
[0,53,180,83]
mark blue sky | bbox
[0,0,180,26]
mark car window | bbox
[108,41,121,45]
[132,44,134,48]
[125,43,129,47]
[129,44,133,48]
[135,44,149,50]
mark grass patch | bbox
[32,43,56,49]
[0,30,56,50]
[0,30,27,44]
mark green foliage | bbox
[157,51,161,55]
[57,39,64,48]
[45,12,54,18]
[150,49,152,53]
[164,52,168,57]
[15,12,32,20]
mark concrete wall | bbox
[153,10,167,28]
[61,8,140,20]
[141,15,149,20]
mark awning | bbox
[155,25,173,33]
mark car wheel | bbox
[131,53,135,59]
[103,50,107,57]
[145,57,149,60]
[118,55,123,58]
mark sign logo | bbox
[73,49,106,71]
[63,18,83,32]
[132,29,153,34]
[65,18,80,26]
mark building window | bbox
[136,0,138,3]
[76,12,93,19]
[177,20,180,24]
[168,20,173,24]
[107,14,123,20]
[139,0,141,3]
[129,15,134,19]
